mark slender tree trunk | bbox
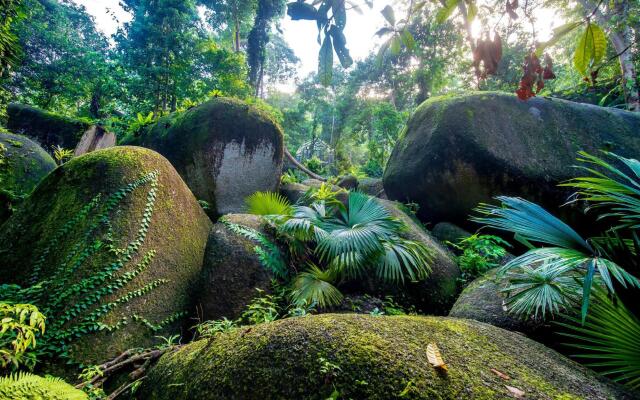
[284,148,326,181]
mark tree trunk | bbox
[284,148,326,181]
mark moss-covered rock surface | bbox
[138,314,633,399]
[6,103,91,150]
[383,92,640,228]
[122,97,284,217]
[0,131,56,224]
[0,146,212,368]
[198,213,283,321]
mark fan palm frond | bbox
[557,289,640,390]
[500,263,582,320]
[562,151,640,229]
[375,239,432,283]
[291,264,343,308]
[475,196,640,322]
[472,196,592,252]
[246,191,293,217]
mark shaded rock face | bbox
[138,314,634,400]
[73,125,116,156]
[279,182,310,204]
[0,146,212,367]
[374,199,461,314]
[6,103,90,150]
[0,132,56,224]
[358,177,386,198]
[383,92,640,228]
[198,214,279,321]
[449,269,548,339]
[431,222,472,244]
[123,98,284,217]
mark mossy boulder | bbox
[6,103,91,150]
[374,199,461,314]
[432,222,472,244]
[449,269,547,339]
[198,214,282,321]
[280,182,310,204]
[0,132,56,224]
[138,314,633,399]
[383,92,640,228]
[0,146,212,367]
[122,98,284,217]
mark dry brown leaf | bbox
[491,368,511,380]
[505,385,525,398]
[426,343,448,372]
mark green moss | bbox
[0,132,56,224]
[0,146,212,369]
[139,314,632,399]
[6,103,91,149]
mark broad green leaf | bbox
[376,39,391,67]
[436,0,458,24]
[573,23,607,76]
[400,29,415,52]
[390,34,402,55]
[535,21,582,56]
[381,5,396,26]
[318,35,334,86]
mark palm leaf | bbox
[501,263,582,320]
[375,238,432,283]
[556,290,640,390]
[291,264,343,308]
[472,196,592,252]
[245,191,293,217]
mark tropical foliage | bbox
[248,189,432,307]
[473,151,640,388]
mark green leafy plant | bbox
[127,112,155,136]
[557,289,640,390]
[473,151,640,388]
[375,4,419,67]
[449,234,509,283]
[0,303,45,371]
[0,372,87,400]
[280,169,300,185]
[51,145,73,165]
[193,318,237,339]
[473,195,639,322]
[249,191,432,308]
[245,191,293,217]
[241,289,280,325]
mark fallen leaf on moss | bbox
[426,343,447,371]
[491,368,511,380]
[506,385,525,398]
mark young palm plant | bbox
[247,190,432,308]
[472,151,640,390]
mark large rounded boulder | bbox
[0,131,56,224]
[383,92,640,227]
[6,103,91,149]
[138,314,633,399]
[198,214,283,321]
[123,98,284,217]
[0,146,212,367]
